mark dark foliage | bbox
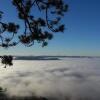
[0,56,13,68]
[0,87,7,97]
[0,0,68,67]
[0,86,49,100]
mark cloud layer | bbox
[0,58,100,100]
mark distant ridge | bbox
[13,56,100,60]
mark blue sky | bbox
[0,0,100,56]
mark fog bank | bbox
[0,58,100,100]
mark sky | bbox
[0,0,100,56]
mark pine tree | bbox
[0,0,68,67]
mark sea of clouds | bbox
[0,58,100,100]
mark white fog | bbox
[0,58,100,100]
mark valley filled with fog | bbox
[0,57,100,100]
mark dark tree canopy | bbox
[0,0,68,67]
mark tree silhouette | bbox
[0,0,68,67]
